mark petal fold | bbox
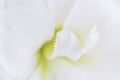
[0,3,53,79]
[49,29,81,61]
[46,0,76,25]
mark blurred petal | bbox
[63,0,120,79]
[49,26,99,61]
[49,29,81,61]
[1,0,120,80]
[46,0,76,25]
[64,0,120,46]
[63,0,95,40]
[0,65,14,80]
[0,1,54,79]
[114,0,120,7]
[0,0,47,10]
[48,0,120,79]
[46,59,84,80]
[82,26,99,54]
[29,69,42,80]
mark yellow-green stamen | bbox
[35,25,62,76]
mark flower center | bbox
[35,25,99,76]
[49,26,99,61]
[35,25,62,75]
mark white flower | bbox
[0,0,120,80]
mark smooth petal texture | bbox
[1,0,120,80]
[82,26,99,54]
[29,69,42,80]
[49,26,99,61]
[62,0,120,79]
[63,0,96,47]
[45,59,90,80]
[49,29,81,61]
[0,65,14,80]
[46,0,76,25]
[64,0,120,47]
[0,1,54,79]
[114,0,120,6]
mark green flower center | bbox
[35,25,62,75]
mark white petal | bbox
[49,29,81,61]
[64,0,120,46]
[114,0,120,6]
[46,59,87,80]
[0,3,53,79]
[63,0,120,79]
[29,69,42,80]
[0,65,14,80]
[46,0,76,25]
[0,0,47,10]
[82,26,99,54]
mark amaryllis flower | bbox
[0,0,120,80]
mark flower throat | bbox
[35,25,62,76]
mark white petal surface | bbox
[49,26,99,61]
[0,1,53,79]
[0,65,14,80]
[46,59,90,80]
[82,26,99,54]
[62,0,120,79]
[29,69,42,80]
[46,0,76,25]
[49,29,81,61]
[1,0,120,80]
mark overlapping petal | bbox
[1,0,120,80]
[60,0,120,79]
[0,0,54,79]
[46,0,76,25]
[0,0,79,79]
